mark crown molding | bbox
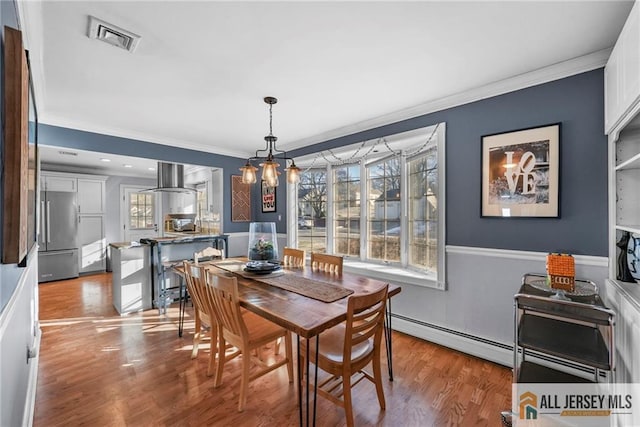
[284,49,612,151]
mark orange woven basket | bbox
[546,253,575,292]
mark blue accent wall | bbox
[291,70,608,256]
[37,124,252,233]
[33,70,607,255]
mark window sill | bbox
[343,260,443,290]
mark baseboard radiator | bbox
[391,313,607,380]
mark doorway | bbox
[120,185,160,242]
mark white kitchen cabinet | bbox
[78,178,105,214]
[78,215,106,274]
[605,1,640,135]
[77,176,107,273]
[41,173,76,192]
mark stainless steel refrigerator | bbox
[38,191,79,282]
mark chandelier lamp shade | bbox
[240,96,301,188]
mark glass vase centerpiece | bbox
[247,222,278,265]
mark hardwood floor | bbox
[34,273,511,426]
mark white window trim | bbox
[287,123,446,290]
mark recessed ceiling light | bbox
[148,167,156,171]
[123,164,133,168]
[100,158,111,162]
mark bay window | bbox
[289,123,445,289]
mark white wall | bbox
[0,249,40,426]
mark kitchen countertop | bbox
[163,231,215,237]
[109,242,147,249]
[139,234,228,244]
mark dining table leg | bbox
[313,335,319,426]
[297,334,319,427]
[384,298,394,381]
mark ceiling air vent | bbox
[58,150,78,156]
[87,16,141,53]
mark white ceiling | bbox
[20,1,634,172]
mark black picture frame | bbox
[481,123,560,218]
[261,180,276,213]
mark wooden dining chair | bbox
[301,284,389,427]
[283,247,305,267]
[310,252,343,275]
[177,247,225,337]
[182,261,220,377]
[207,269,294,412]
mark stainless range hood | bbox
[146,162,195,193]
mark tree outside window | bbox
[408,149,438,272]
[333,164,360,256]
[297,170,326,253]
[367,157,401,262]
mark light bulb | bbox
[240,163,257,184]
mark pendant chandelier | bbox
[240,96,300,188]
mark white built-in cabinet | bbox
[604,0,640,385]
[41,174,76,192]
[78,178,105,214]
[77,177,106,273]
[605,1,640,137]
[40,171,107,275]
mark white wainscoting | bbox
[390,246,608,366]
[0,250,40,427]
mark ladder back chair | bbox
[283,247,305,267]
[310,252,343,275]
[301,284,389,427]
[206,269,294,412]
[178,247,225,337]
[182,261,220,377]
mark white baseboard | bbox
[392,316,513,367]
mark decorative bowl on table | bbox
[244,261,282,275]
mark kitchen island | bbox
[110,242,152,314]
[139,234,228,312]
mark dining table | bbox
[196,258,402,427]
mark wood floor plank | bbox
[34,273,512,426]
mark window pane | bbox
[333,164,360,256]
[128,191,154,229]
[347,164,360,180]
[298,170,327,254]
[366,157,401,263]
[408,149,438,272]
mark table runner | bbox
[211,260,353,303]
